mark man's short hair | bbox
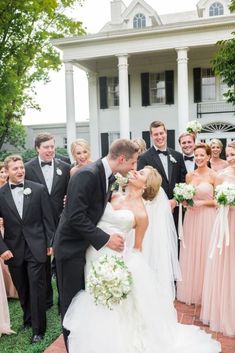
[178,132,196,144]
[108,139,138,160]
[4,155,23,169]
[149,121,166,133]
[34,132,55,149]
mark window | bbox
[63,137,67,149]
[201,68,216,101]
[133,13,146,29]
[107,77,119,107]
[209,2,224,16]
[150,73,166,104]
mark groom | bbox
[53,139,138,347]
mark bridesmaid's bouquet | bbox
[186,120,202,134]
[173,183,196,207]
[87,255,132,310]
[214,183,235,206]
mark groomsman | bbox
[178,132,196,173]
[25,132,70,309]
[0,155,54,343]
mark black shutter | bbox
[99,76,108,109]
[101,133,109,157]
[141,73,150,106]
[167,130,175,149]
[142,131,151,149]
[165,70,174,104]
[193,68,201,103]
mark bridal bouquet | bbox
[186,120,202,134]
[173,183,196,206]
[87,255,132,309]
[111,172,131,192]
[214,183,235,206]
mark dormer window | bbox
[133,13,146,29]
[209,2,224,16]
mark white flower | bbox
[111,172,132,191]
[186,120,202,134]
[173,183,195,206]
[215,183,235,206]
[23,188,32,196]
[56,168,62,176]
[87,255,132,310]
[169,154,177,163]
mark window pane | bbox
[133,13,146,28]
[150,73,165,104]
[201,68,216,101]
[107,77,119,107]
[209,2,224,16]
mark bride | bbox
[63,166,221,353]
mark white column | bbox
[117,54,130,139]
[64,62,76,159]
[87,72,100,160]
[176,48,189,134]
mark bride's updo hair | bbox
[142,166,162,201]
[227,141,235,150]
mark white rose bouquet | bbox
[186,120,202,134]
[87,255,132,310]
[111,172,131,192]
[173,183,196,207]
[214,183,235,206]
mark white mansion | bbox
[30,0,235,158]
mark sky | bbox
[23,0,198,125]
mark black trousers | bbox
[56,257,85,351]
[9,245,47,335]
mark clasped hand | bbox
[106,234,125,252]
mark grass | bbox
[0,280,62,353]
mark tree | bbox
[0,0,85,149]
[212,0,235,106]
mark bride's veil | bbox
[142,187,182,300]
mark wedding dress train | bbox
[64,202,221,353]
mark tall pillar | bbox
[117,54,130,139]
[176,48,189,134]
[87,72,100,160]
[64,61,76,159]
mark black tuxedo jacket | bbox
[25,157,70,226]
[54,159,110,262]
[0,180,55,266]
[137,146,187,199]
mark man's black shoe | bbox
[30,334,44,344]
[18,323,31,333]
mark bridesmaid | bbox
[200,141,235,336]
[177,143,218,305]
[209,138,228,172]
[0,264,13,337]
[0,162,18,299]
[70,139,92,176]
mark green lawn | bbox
[0,280,62,353]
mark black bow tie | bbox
[184,156,194,162]
[11,183,24,189]
[41,161,52,167]
[108,174,116,188]
[157,150,168,156]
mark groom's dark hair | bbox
[108,139,138,160]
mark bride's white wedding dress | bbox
[64,203,221,353]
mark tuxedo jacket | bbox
[0,180,55,266]
[137,146,187,199]
[25,157,70,226]
[54,159,110,262]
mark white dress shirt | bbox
[154,146,168,179]
[183,155,195,173]
[38,157,54,194]
[102,157,113,191]
[10,183,24,218]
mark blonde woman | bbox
[70,139,92,176]
[209,138,228,172]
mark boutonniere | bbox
[169,154,177,163]
[23,188,32,196]
[56,168,62,176]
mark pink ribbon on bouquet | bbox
[209,205,230,259]
[178,203,186,248]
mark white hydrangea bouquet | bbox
[173,183,196,207]
[173,183,196,247]
[209,183,235,258]
[186,120,202,134]
[87,255,132,310]
[214,182,235,206]
[111,172,132,192]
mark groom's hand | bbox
[106,234,124,252]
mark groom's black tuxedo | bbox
[137,146,187,200]
[54,159,110,325]
[0,180,54,335]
